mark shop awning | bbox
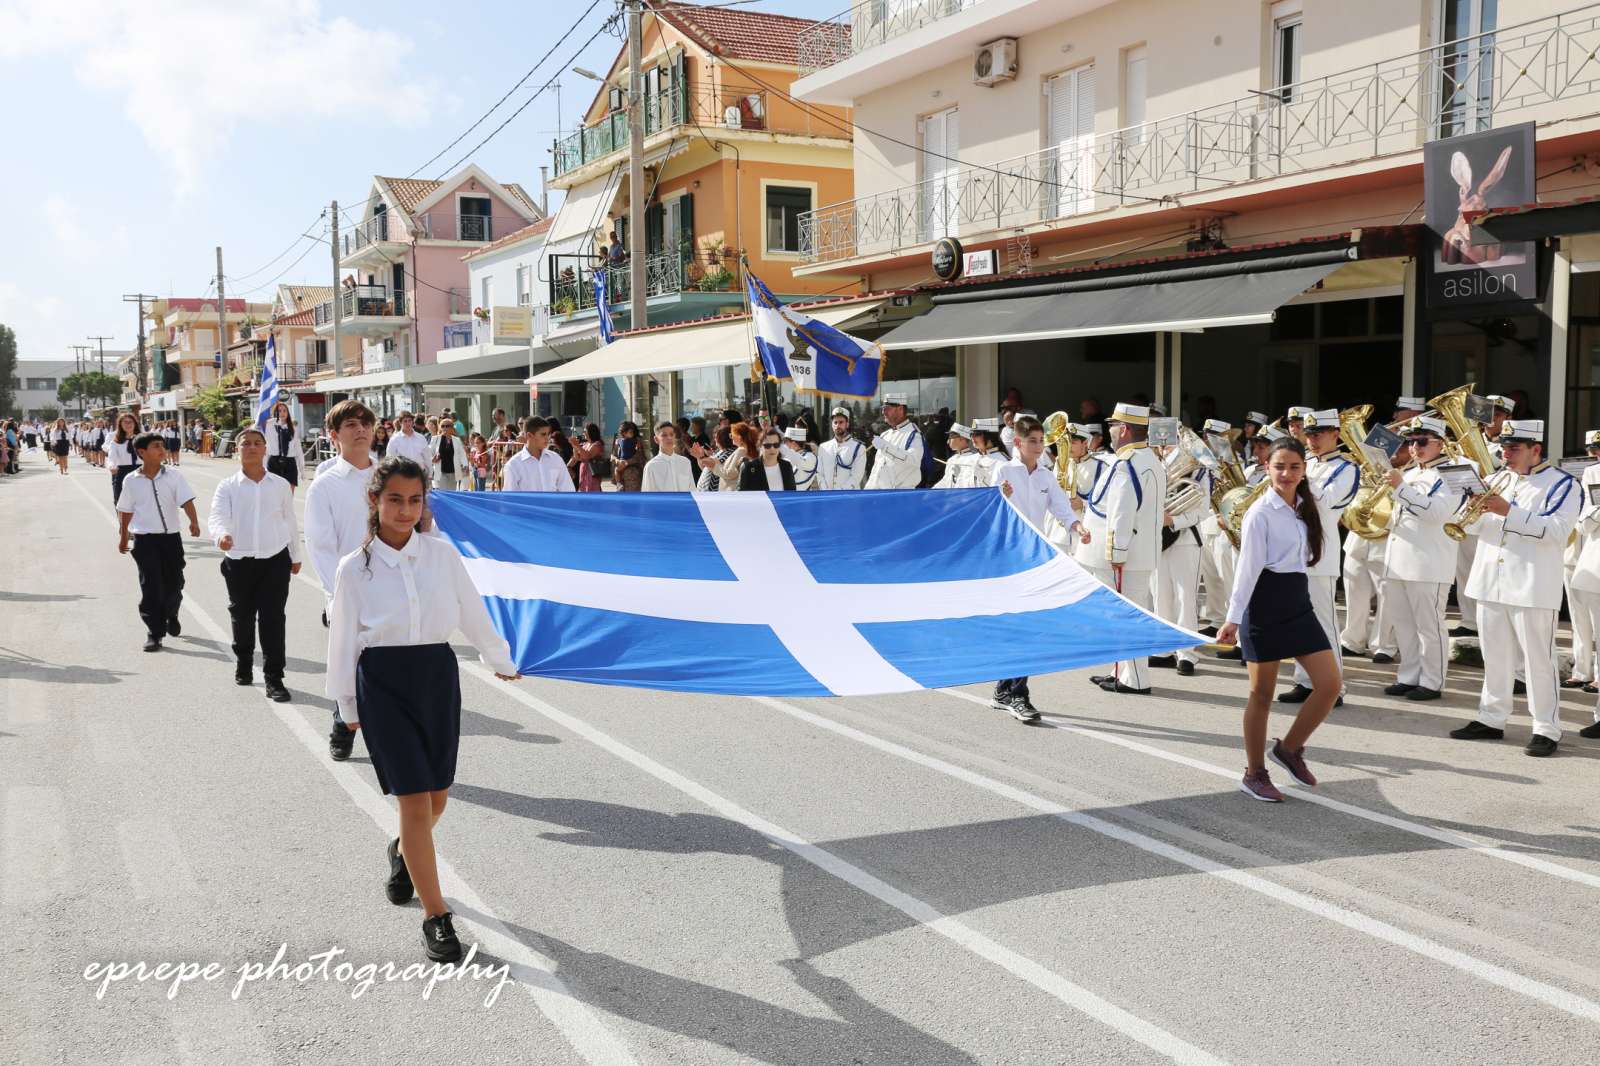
[1468,196,1600,242]
[528,300,886,385]
[876,255,1352,351]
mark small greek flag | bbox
[595,269,615,346]
[747,273,883,400]
[255,334,279,429]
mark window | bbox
[1437,0,1498,136]
[1270,0,1302,102]
[764,185,811,255]
[481,276,494,311]
[920,106,960,241]
[26,377,55,390]
[1121,45,1147,132]
[516,265,532,306]
[1046,63,1095,217]
[309,339,329,366]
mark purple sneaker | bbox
[1239,768,1285,803]
[1268,739,1317,787]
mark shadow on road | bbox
[0,646,132,686]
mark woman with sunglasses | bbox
[736,424,796,492]
[1216,437,1342,802]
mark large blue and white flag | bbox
[430,488,1201,696]
[254,334,279,429]
[747,273,884,400]
[594,268,615,346]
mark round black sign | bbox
[932,237,963,281]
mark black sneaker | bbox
[329,721,355,761]
[1277,685,1313,704]
[1176,660,1195,676]
[235,670,253,686]
[990,692,1017,712]
[1383,682,1417,697]
[1008,698,1040,724]
[263,679,291,703]
[423,912,463,963]
[386,838,414,905]
[1148,655,1177,668]
[1449,720,1505,741]
[1525,735,1558,758]
[143,636,162,653]
[166,615,181,637]
[1578,721,1600,739]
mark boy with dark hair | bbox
[116,433,200,652]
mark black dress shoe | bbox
[235,673,253,686]
[166,615,181,637]
[1578,721,1600,739]
[1383,682,1416,696]
[1341,645,1368,658]
[1371,653,1396,664]
[1448,626,1477,638]
[1525,735,1558,758]
[1199,626,1219,638]
[1561,676,1589,690]
[1449,720,1505,740]
[1216,646,1243,660]
[1097,678,1151,694]
[142,636,161,653]
[329,721,355,762]
[1148,655,1177,668]
[1088,674,1115,686]
[386,838,414,905]
[423,912,463,963]
[1513,680,1527,696]
[1586,684,1599,695]
[263,679,291,703]
[321,610,329,629]
[1405,687,1442,702]
[1277,684,1313,704]
[1176,660,1195,676]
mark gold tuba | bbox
[1337,404,1395,540]
[1429,383,1497,478]
[1043,411,1077,494]
[1163,426,1217,519]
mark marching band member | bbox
[818,408,867,490]
[1088,403,1166,695]
[1242,411,1269,444]
[933,423,976,488]
[1042,422,1090,552]
[969,418,1011,486]
[1340,397,1422,659]
[1563,431,1600,691]
[1449,420,1580,756]
[865,394,924,490]
[1278,409,1358,707]
[1196,418,1233,634]
[781,426,821,490]
[1453,394,1516,638]
[1072,423,1116,574]
[1086,423,1109,458]
[1243,428,1276,483]
[1287,406,1313,445]
[992,415,1087,723]
[1152,430,1209,677]
[1378,416,1458,701]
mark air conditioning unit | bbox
[974,38,1018,87]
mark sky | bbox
[0,0,827,366]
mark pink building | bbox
[311,163,544,415]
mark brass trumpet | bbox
[1338,404,1395,541]
[1445,469,1515,541]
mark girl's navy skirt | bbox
[355,643,461,795]
[1241,569,1330,663]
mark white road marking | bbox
[67,473,639,1066]
[940,687,1600,891]
[460,661,1231,1066]
[2,785,71,909]
[750,694,1600,1023]
[116,818,200,899]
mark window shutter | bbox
[679,192,694,262]
[1048,72,1074,147]
[646,200,664,255]
[1075,64,1095,139]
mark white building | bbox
[10,359,78,421]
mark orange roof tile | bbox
[377,176,444,213]
[648,1,838,67]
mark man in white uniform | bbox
[818,408,867,490]
[501,416,575,492]
[1279,409,1359,706]
[781,426,820,490]
[1452,393,1516,637]
[1072,425,1117,576]
[1378,416,1458,701]
[864,394,924,490]
[1450,420,1580,756]
[1087,403,1166,695]
[1570,448,1600,737]
[1342,397,1423,658]
[386,410,431,466]
[934,423,976,488]
[1151,428,1210,677]
[1564,430,1600,692]
[1196,418,1235,633]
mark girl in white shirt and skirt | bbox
[325,456,523,962]
[1217,438,1342,803]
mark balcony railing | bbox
[313,284,406,327]
[547,251,691,316]
[799,0,955,74]
[799,3,1600,264]
[343,213,393,258]
[552,86,777,177]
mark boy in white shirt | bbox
[642,422,696,491]
[116,432,200,652]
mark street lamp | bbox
[571,67,604,81]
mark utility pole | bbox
[216,246,228,374]
[71,345,91,416]
[123,293,156,400]
[330,200,342,372]
[87,334,114,409]
[626,0,647,422]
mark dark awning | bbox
[877,252,1353,351]
[1468,196,1600,241]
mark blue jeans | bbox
[474,473,487,492]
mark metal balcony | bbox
[799,2,1600,264]
[798,0,962,74]
[547,251,690,316]
[552,87,777,178]
[312,285,407,336]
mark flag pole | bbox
[738,255,765,418]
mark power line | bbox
[407,0,607,180]
[227,233,329,297]
[223,211,327,282]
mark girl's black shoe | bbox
[423,912,462,963]
[386,838,414,905]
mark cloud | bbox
[0,0,433,192]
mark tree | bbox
[57,371,121,414]
[0,323,16,418]
[34,404,59,423]
[194,382,238,429]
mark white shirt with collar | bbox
[865,420,924,490]
[1103,443,1166,571]
[208,469,302,563]
[1382,458,1459,584]
[1226,489,1311,624]
[992,456,1077,535]
[264,420,307,480]
[501,446,575,492]
[935,448,977,489]
[784,443,820,489]
[642,451,697,492]
[105,436,138,466]
[324,531,517,725]
[818,436,866,490]
[1570,464,1600,593]
[1305,449,1361,578]
[115,465,196,535]
[386,429,430,466]
[303,455,380,605]
[1466,462,1581,609]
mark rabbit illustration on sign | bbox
[1441,145,1514,266]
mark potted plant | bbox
[472,305,491,322]
[553,295,578,319]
